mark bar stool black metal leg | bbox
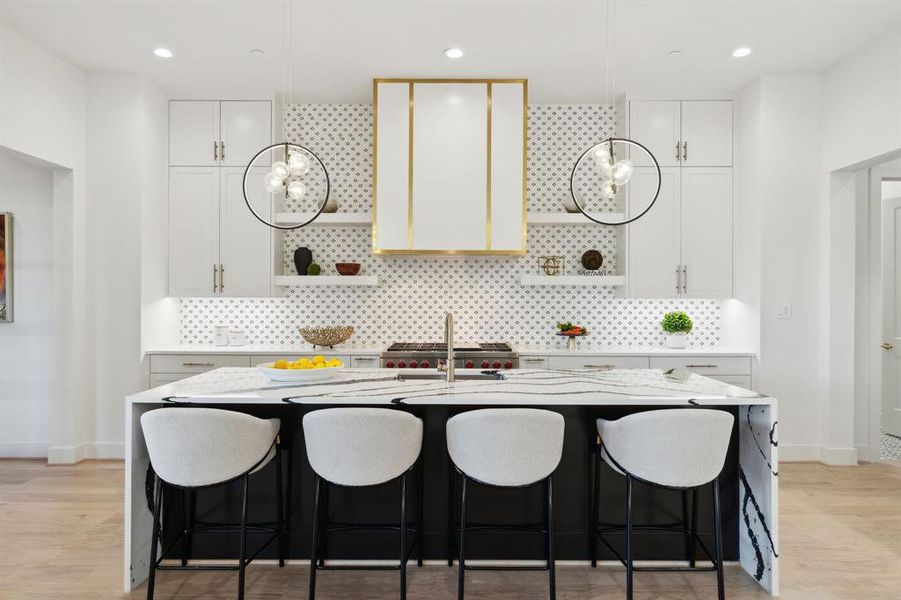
[275,442,285,567]
[237,474,249,600]
[181,488,196,566]
[680,489,690,567]
[712,478,725,600]
[146,476,162,600]
[457,475,467,600]
[547,476,556,600]
[447,459,454,567]
[308,476,321,600]
[286,438,294,558]
[400,473,408,600]
[417,458,424,567]
[625,476,634,600]
[689,487,699,568]
[318,482,329,567]
[590,443,601,568]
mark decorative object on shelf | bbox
[661,311,693,349]
[0,212,11,323]
[241,0,330,231]
[556,321,588,351]
[293,247,312,276]
[307,263,321,276]
[300,326,355,348]
[335,262,361,276]
[323,196,339,213]
[561,196,581,213]
[539,255,564,276]
[568,0,661,227]
[581,249,603,271]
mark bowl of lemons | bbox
[257,356,344,382]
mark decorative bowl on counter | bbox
[257,361,344,383]
[300,325,354,348]
[335,262,361,276]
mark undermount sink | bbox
[394,371,505,382]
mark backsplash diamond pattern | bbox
[177,103,720,349]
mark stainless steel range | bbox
[380,342,519,370]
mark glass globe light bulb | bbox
[610,159,634,185]
[288,153,311,176]
[286,180,306,201]
[263,171,286,193]
[599,179,617,200]
[595,157,614,180]
[271,161,290,179]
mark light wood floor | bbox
[1,460,900,599]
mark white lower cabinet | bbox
[351,355,380,368]
[648,356,750,376]
[519,356,549,369]
[548,356,650,369]
[707,375,752,389]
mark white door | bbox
[680,101,733,167]
[882,195,901,437]
[219,167,272,297]
[629,101,681,167]
[627,167,681,298]
[680,168,733,298]
[220,101,272,167]
[168,167,220,296]
[169,101,220,166]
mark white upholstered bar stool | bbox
[446,408,565,600]
[590,409,734,600]
[141,408,285,600]
[303,408,423,600]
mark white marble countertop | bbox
[127,367,771,406]
[145,344,757,357]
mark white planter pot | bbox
[665,332,687,349]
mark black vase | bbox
[294,247,313,276]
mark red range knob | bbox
[465,360,475,369]
[504,361,513,369]
[409,360,418,368]
[397,360,406,368]
[385,360,395,368]
[420,360,430,368]
[492,360,502,369]
[481,360,490,369]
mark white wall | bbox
[0,150,54,456]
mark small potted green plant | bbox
[661,311,693,349]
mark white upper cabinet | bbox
[219,167,272,296]
[169,167,221,296]
[680,169,733,297]
[169,101,220,166]
[373,79,526,254]
[627,167,681,297]
[629,100,732,168]
[680,101,732,167]
[169,100,271,167]
[220,101,272,167]
[629,101,681,167]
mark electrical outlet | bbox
[775,303,792,319]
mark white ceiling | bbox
[1,0,899,103]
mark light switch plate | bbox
[775,302,792,319]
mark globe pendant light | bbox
[568,0,661,226]
[242,0,330,230]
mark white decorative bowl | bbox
[257,363,344,383]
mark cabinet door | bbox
[169,101,219,166]
[627,167,681,298]
[680,101,732,167]
[680,168,733,297]
[169,167,220,296]
[219,167,272,297]
[629,101,681,167]
[220,101,272,167]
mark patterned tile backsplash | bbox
[177,103,721,348]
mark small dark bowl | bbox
[335,262,361,276]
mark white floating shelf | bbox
[527,212,625,225]
[275,212,371,225]
[275,275,379,287]
[520,275,626,287]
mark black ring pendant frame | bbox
[242,142,331,230]
[569,137,662,226]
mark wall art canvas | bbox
[0,213,11,323]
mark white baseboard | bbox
[47,442,125,464]
[779,444,859,465]
[0,441,50,458]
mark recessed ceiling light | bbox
[251,49,265,55]
[443,47,464,59]
[668,50,682,57]
[732,47,752,58]
[153,47,173,58]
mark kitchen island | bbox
[125,368,778,595]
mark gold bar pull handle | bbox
[182,362,215,367]
[584,364,616,369]
[882,342,895,350]
[676,265,681,294]
[676,141,681,162]
[212,264,218,293]
[219,264,224,293]
[683,141,688,161]
[686,364,718,368]
[213,141,218,161]
[220,141,225,161]
[682,265,688,294]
